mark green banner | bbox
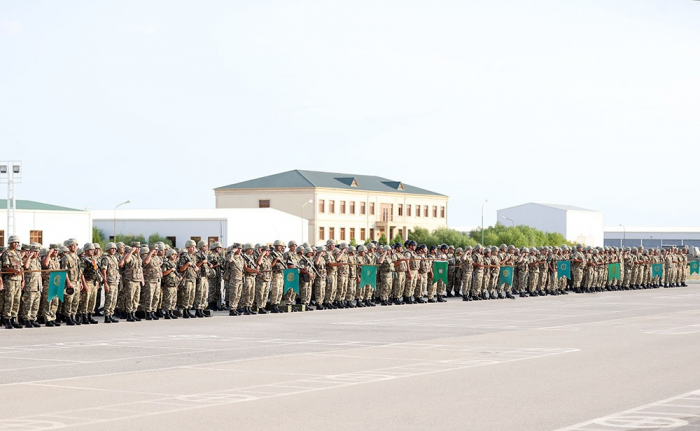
[283,268,299,294]
[557,260,570,279]
[499,266,514,286]
[359,265,377,290]
[608,263,621,281]
[433,261,448,285]
[48,271,66,303]
[652,263,663,279]
[691,261,700,275]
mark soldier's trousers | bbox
[207,277,221,305]
[3,279,22,319]
[178,279,196,310]
[151,279,162,311]
[547,272,556,292]
[325,272,337,304]
[161,286,177,312]
[64,283,81,317]
[300,281,312,304]
[242,276,256,307]
[392,272,406,298]
[681,266,687,283]
[314,275,326,305]
[194,278,208,310]
[41,284,60,323]
[489,271,499,293]
[254,279,270,309]
[337,273,349,302]
[539,272,548,291]
[21,290,40,321]
[140,279,160,312]
[104,282,118,316]
[122,281,142,313]
[623,269,633,287]
[404,270,418,298]
[345,278,357,301]
[461,270,472,297]
[558,276,568,291]
[379,273,392,300]
[572,268,583,289]
[471,271,484,296]
[528,272,540,293]
[227,279,243,310]
[269,272,284,305]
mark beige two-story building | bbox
[214,170,448,245]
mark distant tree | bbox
[390,233,404,246]
[148,233,173,247]
[468,222,574,247]
[349,238,358,247]
[377,233,388,245]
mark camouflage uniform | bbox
[100,251,121,318]
[21,254,41,323]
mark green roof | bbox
[215,170,445,196]
[0,199,83,212]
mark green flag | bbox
[359,265,377,290]
[608,263,621,281]
[433,261,448,285]
[48,271,66,303]
[283,268,299,294]
[690,261,700,275]
[499,266,514,286]
[557,260,570,279]
[652,263,663,279]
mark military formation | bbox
[0,234,692,330]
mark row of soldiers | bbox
[1,235,692,329]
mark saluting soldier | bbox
[41,244,62,326]
[100,242,121,323]
[20,243,42,328]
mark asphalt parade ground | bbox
[2,284,700,431]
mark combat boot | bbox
[257,307,268,314]
[104,316,111,323]
[133,311,142,321]
[347,301,356,308]
[24,319,33,328]
[506,293,515,299]
[682,282,688,287]
[519,292,527,297]
[437,295,446,303]
[11,318,23,329]
[5,319,13,329]
[126,312,135,322]
[87,313,98,324]
[270,305,279,313]
[462,295,469,301]
[110,314,119,322]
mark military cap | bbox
[30,243,41,252]
[83,243,95,252]
[339,242,348,250]
[288,240,297,247]
[304,247,314,254]
[93,243,101,249]
[357,245,366,252]
[166,249,178,257]
[59,245,69,253]
[105,242,117,251]
[185,240,196,248]
[348,246,356,252]
[130,241,140,248]
[326,239,337,246]
[197,240,207,249]
[49,243,60,250]
[8,235,20,244]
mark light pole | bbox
[114,200,130,241]
[502,216,514,228]
[0,161,21,236]
[619,224,625,248]
[301,199,313,243]
[481,198,488,245]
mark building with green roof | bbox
[214,170,448,244]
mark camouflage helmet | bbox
[83,243,95,252]
[326,239,337,246]
[105,242,117,251]
[158,243,166,251]
[243,243,254,251]
[304,247,313,254]
[500,244,507,250]
[474,244,482,251]
[65,238,79,247]
[7,235,20,244]
[357,245,366,252]
[348,246,356,252]
[197,240,207,249]
[116,242,125,248]
[166,249,178,257]
[521,247,528,253]
[185,240,196,248]
[273,240,285,247]
[288,240,297,247]
[316,246,325,252]
[140,246,149,254]
[455,247,463,254]
[30,243,41,252]
[507,245,515,251]
[131,241,141,248]
[59,245,69,253]
[93,243,101,249]
[338,242,348,250]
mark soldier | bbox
[99,242,121,323]
[41,244,62,327]
[77,243,100,324]
[283,240,301,309]
[571,244,585,293]
[20,243,42,328]
[527,248,541,297]
[500,245,516,299]
[416,245,430,303]
[391,243,408,304]
[298,247,316,311]
[160,249,180,319]
[332,243,348,308]
[346,246,358,308]
[61,239,82,325]
[152,243,166,316]
[460,247,473,301]
[515,247,530,297]
[268,240,287,313]
[680,247,688,287]
[225,244,244,316]
[140,244,161,320]
[241,243,259,315]
[254,245,272,314]
[489,246,501,299]
[207,242,224,311]
[193,241,211,317]
[120,242,144,322]
[177,240,198,318]
[404,241,420,304]
[470,245,485,300]
[377,245,393,306]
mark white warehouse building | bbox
[497,203,604,247]
[0,199,92,247]
[604,226,700,249]
[91,208,308,248]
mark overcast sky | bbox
[1,0,698,229]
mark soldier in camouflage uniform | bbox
[193,241,211,317]
[254,245,271,314]
[100,242,121,323]
[121,242,144,322]
[268,240,287,313]
[345,246,358,308]
[325,240,338,308]
[283,241,301,308]
[60,239,82,325]
[404,241,420,304]
[298,247,316,310]
[41,244,62,326]
[241,243,259,315]
[224,244,244,315]
[391,243,408,304]
[335,243,350,308]
[207,242,224,311]
[177,240,198,319]
[140,244,161,320]
[20,243,42,328]
[377,245,393,306]
[470,245,485,299]
[160,249,180,319]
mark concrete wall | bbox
[0,210,92,247]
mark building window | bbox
[258,200,270,208]
[191,236,201,243]
[398,204,403,216]
[319,227,325,241]
[319,199,325,213]
[340,228,346,241]
[340,201,346,214]
[208,237,218,246]
[370,228,375,239]
[360,228,365,241]
[329,200,335,214]
[440,206,445,218]
[350,201,355,214]
[166,236,176,247]
[360,202,366,215]
[407,205,411,217]
[0,230,4,247]
[329,227,335,239]
[432,206,437,218]
[30,230,43,244]
[370,202,375,215]
[350,228,355,240]
[416,206,420,218]
[423,206,428,217]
